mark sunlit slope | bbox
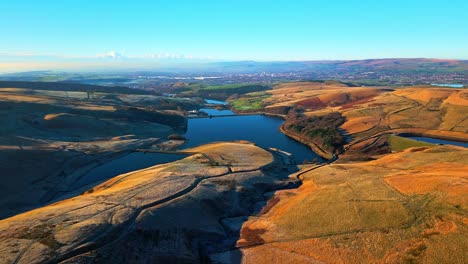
[230,146,468,263]
[230,82,468,156]
[0,142,293,263]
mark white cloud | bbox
[0,51,216,63]
[96,51,123,59]
[95,51,193,60]
[140,53,197,60]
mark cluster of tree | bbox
[287,112,346,152]
[264,106,292,115]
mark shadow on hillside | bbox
[204,162,302,263]
[0,147,83,219]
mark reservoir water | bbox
[402,136,468,148]
[71,105,323,191]
[430,83,464,88]
[184,114,324,163]
[205,99,229,105]
[70,152,187,190]
[200,108,235,116]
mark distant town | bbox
[0,58,465,93]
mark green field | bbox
[230,92,271,111]
[387,135,434,151]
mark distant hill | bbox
[2,58,465,75]
[0,81,153,95]
[208,58,468,73]
[0,58,465,88]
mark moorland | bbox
[0,79,466,263]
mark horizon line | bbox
[0,57,466,75]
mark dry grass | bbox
[265,83,466,142]
[235,82,467,159]
[0,142,282,263]
[384,162,468,205]
[445,90,468,106]
[185,141,274,167]
[0,86,181,219]
[258,82,382,111]
[341,116,379,134]
[238,146,468,263]
[393,88,454,103]
[0,92,56,103]
[242,164,410,243]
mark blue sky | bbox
[0,0,467,70]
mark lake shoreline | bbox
[397,132,468,147]
[185,105,324,163]
[224,107,334,160]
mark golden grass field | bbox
[231,81,468,157]
[0,82,466,263]
[235,146,467,263]
[224,82,468,263]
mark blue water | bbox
[404,136,467,148]
[200,108,235,116]
[71,152,186,190]
[184,115,324,163]
[205,99,229,105]
[72,106,323,190]
[431,83,464,88]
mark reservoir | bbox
[199,108,235,116]
[69,152,187,191]
[205,99,229,105]
[402,136,468,148]
[70,107,323,192]
[184,114,324,164]
[430,83,464,88]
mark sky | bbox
[0,0,467,71]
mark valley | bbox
[2,1,467,263]
[0,80,466,263]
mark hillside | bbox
[177,83,271,101]
[0,81,466,263]
[0,142,296,263]
[222,81,468,263]
[207,58,468,75]
[232,145,468,263]
[0,84,192,219]
[230,81,468,158]
[0,81,154,95]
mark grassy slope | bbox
[0,142,283,263]
[222,82,468,263]
[230,91,271,111]
[203,84,260,90]
[238,146,468,263]
[387,135,434,151]
[232,82,467,154]
[182,83,271,101]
